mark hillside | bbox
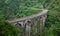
[0,0,60,36]
[0,0,43,19]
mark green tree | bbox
[0,20,20,36]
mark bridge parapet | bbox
[7,9,48,36]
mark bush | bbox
[53,28,60,36]
[0,20,20,36]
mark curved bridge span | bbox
[7,9,48,36]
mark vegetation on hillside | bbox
[0,0,43,19]
[42,0,60,36]
[0,20,20,36]
[0,21,19,36]
[0,0,60,36]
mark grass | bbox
[16,6,42,18]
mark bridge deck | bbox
[7,9,48,23]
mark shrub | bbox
[0,20,20,36]
[53,28,60,36]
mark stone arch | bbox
[14,22,24,28]
[17,23,22,26]
[15,23,22,27]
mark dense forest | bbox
[0,0,60,36]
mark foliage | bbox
[53,28,60,36]
[0,0,43,19]
[0,20,20,36]
[42,0,60,36]
[0,11,20,36]
[0,0,60,36]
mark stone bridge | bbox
[7,9,48,36]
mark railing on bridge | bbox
[7,9,48,36]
